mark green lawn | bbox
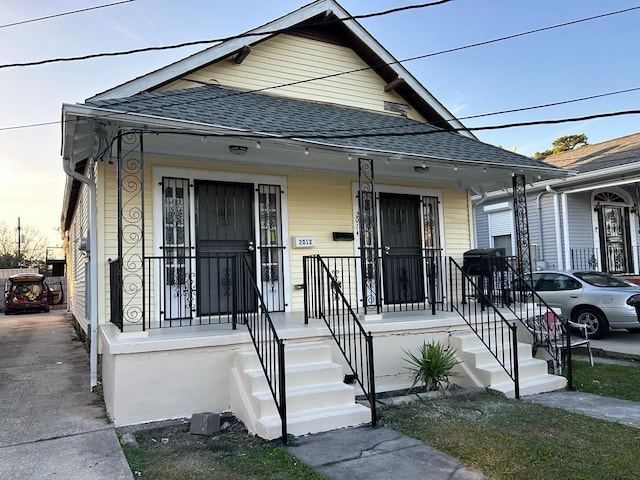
[572,359,640,401]
[379,360,640,480]
[122,360,640,479]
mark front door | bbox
[597,204,632,274]
[195,181,255,316]
[379,193,424,304]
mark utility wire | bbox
[0,3,638,133]
[1,2,636,133]
[3,108,639,137]
[456,86,640,121]
[1,2,637,70]
[0,1,452,69]
[0,0,135,29]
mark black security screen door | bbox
[195,180,256,316]
[379,193,424,304]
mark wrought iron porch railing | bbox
[108,253,288,443]
[571,248,600,271]
[303,255,377,427]
[303,252,446,316]
[109,258,123,330]
[235,254,287,444]
[448,258,521,399]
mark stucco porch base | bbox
[99,312,474,427]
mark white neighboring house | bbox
[475,133,640,276]
[60,0,567,439]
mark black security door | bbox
[195,181,255,316]
[379,193,424,303]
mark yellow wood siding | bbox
[98,155,472,321]
[442,186,473,259]
[157,34,425,122]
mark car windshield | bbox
[573,271,637,288]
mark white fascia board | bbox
[89,1,338,102]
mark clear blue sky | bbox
[1,0,639,245]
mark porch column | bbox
[358,158,381,314]
[116,130,146,331]
[512,174,532,277]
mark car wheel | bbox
[574,308,608,339]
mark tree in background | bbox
[533,134,588,160]
[0,221,48,271]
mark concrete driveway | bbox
[590,329,640,361]
[0,309,133,479]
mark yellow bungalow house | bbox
[60,0,568,440]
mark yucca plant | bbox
[403,341,460,392]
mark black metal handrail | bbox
[499,262,573,386]
[234,254,287,444]
[448,258,521,399]
[460,257,574,387]
[303,255,377,427]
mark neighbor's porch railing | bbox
[570,248,600,271]
[303,255,376,427]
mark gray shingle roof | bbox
[543,132,640,173]
[86,85,558,170]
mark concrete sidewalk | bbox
[0,311,133,480]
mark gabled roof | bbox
[86,84,558,170]
[87,0,467,134]
[543,132,640,173]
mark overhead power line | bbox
[0,0,135,29]
[3,107,639,138]
[0,1,452,69]
[1,2,637,70]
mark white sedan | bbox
[529,270,640,339]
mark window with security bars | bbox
[162,177,191,286]
[258,184,285,311]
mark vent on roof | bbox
[384,101,410,116]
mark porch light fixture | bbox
[482,167,487,173]
[348,153,353,161]
[256,141,261,149]
[304,148,309,155]
[414,163,429,173]
[229,145,248,155]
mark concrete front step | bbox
[242,361,344,393]
[490,374,568,399]
[450,330,566,397]
[231,341,372,440]
[471,357,550,386]
[235,342,333,371]
[257,403,372,440]
[252,382,359,418]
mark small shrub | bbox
[403,341,460,392]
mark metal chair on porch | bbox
[525,308,594,374]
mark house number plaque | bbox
[293,237,316,248]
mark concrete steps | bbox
[230,342,371,440]
[450,331,567,398]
